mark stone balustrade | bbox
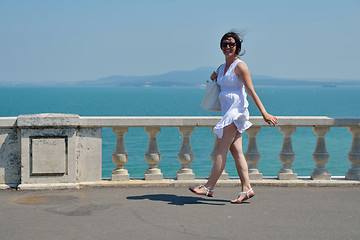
[0,114,360,189]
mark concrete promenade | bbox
[0,185,359,240]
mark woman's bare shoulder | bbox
[235,61,249,76]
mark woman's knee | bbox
[230,141,243,155]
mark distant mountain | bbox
[1,67,360,87]
[69,67,215,87]
[69,67,360,87]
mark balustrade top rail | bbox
[1,116,360,128]
[1,114,360,188]
[78,116,360,127]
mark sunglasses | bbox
[221,42,236,48]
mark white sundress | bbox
[213,59,252,138]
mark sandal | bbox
[231,188,254,204]
[189,185,214,197]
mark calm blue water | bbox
[1,86,359,178]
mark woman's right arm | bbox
[235,62,278,126]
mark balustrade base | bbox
[17,183,79,190]
[249,173,263,180]
[278,168,297,180]
[311,174,331,180]
[278,173,298,180]
[79,178,360,189]
[145,168,163,181]
[176,168,195,180]
[111,168,130,181]
[345,169,360,180]
[176,173,195,180]
[5,177,360,190]
[111,172,130,181]
[145,174,163,181]
[311,169,331,180]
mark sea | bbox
[1,86,359,178]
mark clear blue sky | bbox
[1,0,359,83]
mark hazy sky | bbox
[1,0,359,83]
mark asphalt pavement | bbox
[0,186,359,240]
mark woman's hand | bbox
[210,71,217,81]
[263,113,278,127]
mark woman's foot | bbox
[189,185,214,197]
[230,188,254,204]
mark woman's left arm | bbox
[235,62,278,126]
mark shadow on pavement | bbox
[127,194,229,206]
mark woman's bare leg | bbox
[229,131,254,203]
[191,123,238,195]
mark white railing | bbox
[0,114,359,189]
[80,116,360,181]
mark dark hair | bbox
[220,32,245,56]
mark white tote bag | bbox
[201,65,222,112]
[200,80,221,112]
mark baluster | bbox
[245,127,263,180]
[346,127,360,180]
[278,126,298,180]
[144,126,163,180]
[176,126,195,180]
[111,127,130,181]
[210,128,228,180]
[311,127,331,180]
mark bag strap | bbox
[216,65,222,74]
[215,64,223,82]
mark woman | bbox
[189,32,277,204]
